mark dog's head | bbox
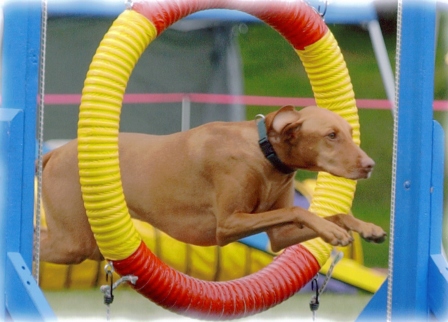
[265,105,375,180]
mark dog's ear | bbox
[266,105,301,140]
[280,120,303,141]
[266,105,297,132]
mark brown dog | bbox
[40,105,386,264]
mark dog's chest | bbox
[253,180,292,212]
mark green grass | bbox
[45,289,372,321]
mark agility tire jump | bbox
[77,0,360,319]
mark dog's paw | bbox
[359,223,387,244]
[320,226,354,247]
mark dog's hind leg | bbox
[40,226,102,264]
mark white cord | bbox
[33,0,48,283]
[387,0,402,320]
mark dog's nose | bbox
[362,157,375,171]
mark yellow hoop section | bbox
[296,30,359,265]
[78,8,359,267]
[78,10,153,259]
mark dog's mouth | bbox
[347,157,375,180]
[349,167,374,180]
[327,166,374,180]
[315,155,375,180]
[359,168,374,180]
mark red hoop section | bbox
[114,242,319,319]
[132,0,328,50]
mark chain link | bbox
[33,0,48,283]
[387,0,402,320]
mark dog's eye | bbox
[327,132,337,140]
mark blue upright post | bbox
[0,1,55,320]
[2,0,41,269]
[389,0,436,319]
[358,0,448,320]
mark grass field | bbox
[45,289,372,321]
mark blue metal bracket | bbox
[1,108,55,320]
[356,279,387,321]
[428,254,448,320]
[0,108,24,320]
[5,253,56,321]
[427,121,448,321]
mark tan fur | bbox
[40,106,386,264]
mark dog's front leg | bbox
[266,214,387,252]
[265,213,359,252]
[266,224,319,252]
[325,214,387,243]
[215,207,353,248]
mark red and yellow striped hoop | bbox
[77,0,360,319]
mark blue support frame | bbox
[0,1,56,320]
[358,0,448,320]
[46,0,378,24]
[2,0,40,271]
[391,1,435,318]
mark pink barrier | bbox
[44,92,448,111]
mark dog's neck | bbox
[256,117,296,175]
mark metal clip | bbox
[102,263,115,305]
[100,263,138,305]
[124,0,133,10]
[308,251,344,320]
[317,0,328,20]
[309,276,320,321]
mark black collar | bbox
[256,116,295,175]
